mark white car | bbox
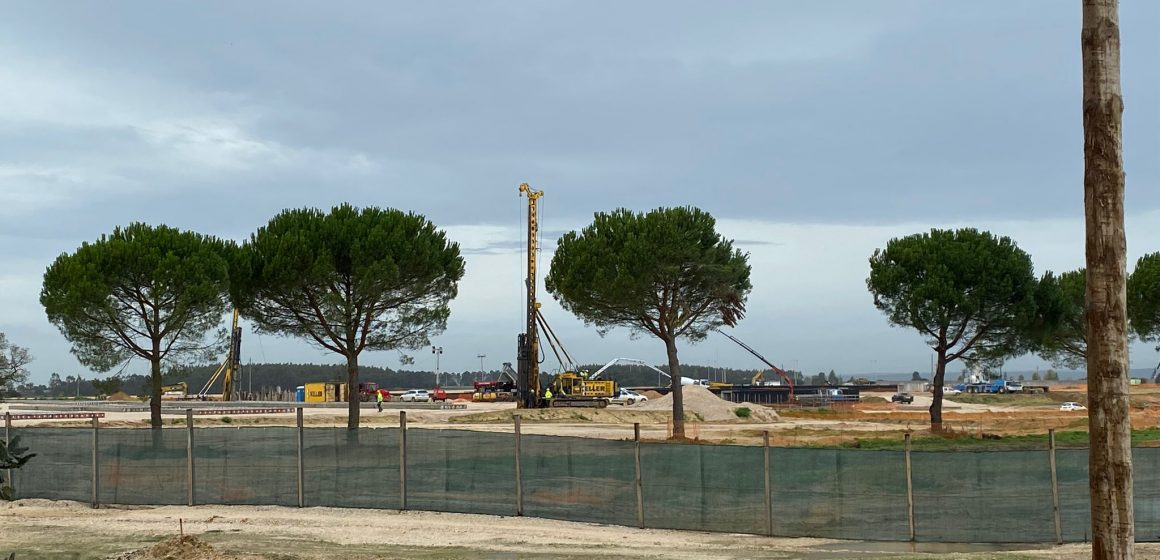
[1060,402,1087,411]
[608,388,648,406]
[943,387,962,395]
[400,389,432,402]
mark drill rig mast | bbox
[517,183,543,408]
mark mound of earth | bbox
[115,535,232,560]
[640,390,664,400]
[636,385,780,422]
[106,391,135,401]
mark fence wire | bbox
[8,424,1160,543]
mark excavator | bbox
[515,183,616,408]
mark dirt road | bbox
[1,500,1149,560]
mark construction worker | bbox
[376,389,384,413]
[543,387,553,405]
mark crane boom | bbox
[716,331,795,393]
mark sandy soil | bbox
[2,499,1150,560]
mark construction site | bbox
[5,184,1160,560]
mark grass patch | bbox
[734,407,751,418]
[947,394,1059,406]
[822,426,1160,451]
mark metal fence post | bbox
[4,411,11,497]
[905,432,915,542]
[186,409,194,507]
[296,407,304,508]
[1049,429,1062,544]
[91,416,100,509]
[399,411,407,511]
[515,415,523,516]
[763,430,772,537]
[634,423,644,529]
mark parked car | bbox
[1060,402,1087,412]
[400,389,432,402]
[942,386,962,395]
[891,393,914,404]
[608,388,648,406]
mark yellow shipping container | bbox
[304,383,327,402]
[305,382,349,402]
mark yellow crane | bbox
[517,183,543,409]
[197,309,242,400]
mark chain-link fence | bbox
[5,412,1159,543]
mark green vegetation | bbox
[236,204,465,431]
[40,223,236,428]
[824,426,1160,451]
[0,435,35,500]
[946,394,1064,406]
[866,228,1038,429]
[734,407,751,418]
[1129,252,1160,347]
[546,206,751,439]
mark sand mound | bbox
[115,535,232,560]
[637,385,780,423]
[107,391,134,401]
[640,390,663,400]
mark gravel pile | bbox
[636,385,780,422]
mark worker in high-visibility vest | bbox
[376,390,384,413]
[544,387,553,405]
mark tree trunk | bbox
[929,352,948,431]
[1082,1,1134,558]
[664,337,685,439]
[149,353,162,430]
[346,352,360,431]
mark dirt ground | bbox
[8,382,1160,447]
[3,499,1155,560]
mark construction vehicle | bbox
[516,183,543,409]
[473,362,518,402]
[357,382,391,402]
[160,382,188,399]
[196,309,242,400]
[516,183,615,408]
[716,331,795,393]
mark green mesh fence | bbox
[10,428,91,502]
[1056,448,1092,542]
[521,434,637,526]
[406,429,515,516]
[196,427,298,507]
[640,442,766,534]
[99,428,187,505]
[1134,447,1160,541]
[10,424,1160,544]
[304,427,399,509]
[772,448,910,541]
[912,450,1057,543]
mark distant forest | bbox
[8,361,829,398]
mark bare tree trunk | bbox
[346,353,360,431]
[929,353,947,431]
[664,337,685,439]
[1082,1,1134,557]
[149,352,162,430]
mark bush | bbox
[734,407,751,418]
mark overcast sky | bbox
[2,1,1158,384]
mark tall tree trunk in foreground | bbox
[664,337,685,439]
[1082,1,1134,557]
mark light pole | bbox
[432,346,443,387]
[477,354,486,380]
